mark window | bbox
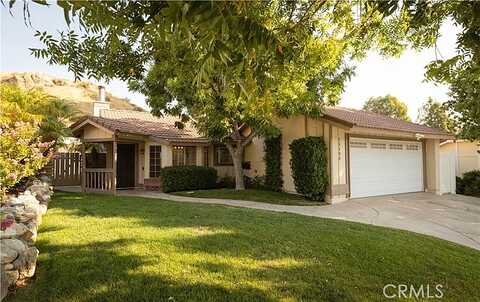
[406,144,419,151]
[172,146,197,166]
[214,145,233,165]
[203,147,210,167]
[149,145,161,177]
[389,144,403,150]
[172,146,185,166]
[350,141,367,148]
[185,146,197,165]
[371,143,386,149]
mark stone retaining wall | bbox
[0,178,52,301]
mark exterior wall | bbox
[196,146,204,166]
[457,141,480,176]
[329,126,348,202]
[138,142,145,185]
[425,139,441,194]
[441,141,480,176]
[82,124,113,140]
[243,115,349,203]
[245,114,449,202]
[276,116,307,192]
[244,137,266,178]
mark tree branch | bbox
[241,129,256,148]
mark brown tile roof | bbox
[323,107,453,137]
[71,109,208,143]
[71,107,453,142]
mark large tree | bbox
[363,95,411,121]
[9,1,412,189]
[8,0,477,187]
[417,97,456,133]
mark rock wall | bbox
[0,178,52,301]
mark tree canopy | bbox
[417,97,456,134]
[7,0,480,187]
[10,0,421,189]
[363,95,411,121]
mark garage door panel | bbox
[350,139,423,198]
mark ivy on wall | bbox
[264,135,283,192]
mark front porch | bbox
[80,135,145,194]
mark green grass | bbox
[174,188,320,206]
[8,192,480,302]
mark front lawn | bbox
[174,188,319,206]
[8,192,480,302]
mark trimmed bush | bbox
[458,170,480,197]
[264,135,283,191]
[289,137,328,201]
[456,177,465,195]
[161,166,217,192]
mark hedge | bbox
[161,166,217,192]
[456,170,480,197]
[289,136,328,201]
[264,135,283,191]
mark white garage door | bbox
[349,138,423,198]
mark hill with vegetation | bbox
[0,72,144,115]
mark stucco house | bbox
[440,140,480,177]
[70,87,455,203]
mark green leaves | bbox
[363,95,411,122]
[289,136,328,201]
[417,97,456,134]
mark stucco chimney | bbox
[93,85,110,116]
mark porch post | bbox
[112,137,117,195]
[81,142,86,193]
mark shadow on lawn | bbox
[10,238,282,302]
[9,192,479,302]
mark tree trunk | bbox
[226,142,245,190]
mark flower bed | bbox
[0,177,53,300]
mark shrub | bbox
[458,170,480,197]
[244,175,266,190]
[0,94,51,197]
[289,137,328,201]
[264,135,283,191]
[456,177,465,195]
[161,166,217,192]
[0,84,76,198]
[216,176,235,189]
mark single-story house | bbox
[440,140,480,177]
[70,87,455,203]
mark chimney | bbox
[98,85,106,102]
[93,85,110,116]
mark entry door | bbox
[116,144,136,188]
[349,138,423,198]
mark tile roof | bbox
[71,109,208,143]
[71,107,453,142]
[323,107,453,137]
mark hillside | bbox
[0,72,145,115]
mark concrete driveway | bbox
[309,193,480,251]
[120,191,480,251]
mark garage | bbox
[349,138,424,198]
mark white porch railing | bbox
[84,168,115,192]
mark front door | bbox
[116,144,136,189]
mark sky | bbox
[1,3,459,121]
